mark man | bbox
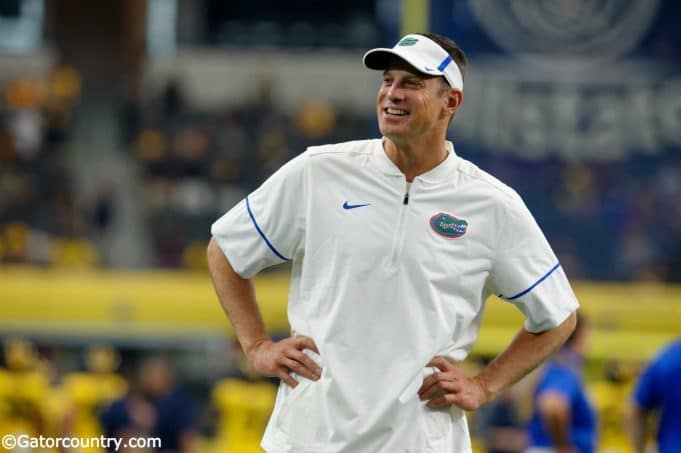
[207,32,579,452]
[627,338,681,453]
[527,313,596,453]
[100,356,199,453]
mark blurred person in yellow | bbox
[627,338,681,453]
[590,360,637,452]
[526,313,596,453]
[99,356,199,453]
[294,100,337,139]
[57,345,127,449]
[211,337,276,453]
[49,237,100,268]
[43,63,82,145]
[1,222,31,263]
[208,32,579,452]
[0,339,52,441]
[47,63,81,109]
[212,378,276,453]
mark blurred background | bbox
[0,0,679,451]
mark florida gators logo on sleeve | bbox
[430,213,468,238]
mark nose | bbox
[381,83,404,103]
[387,84,404,102]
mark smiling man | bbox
[207,33,579,452]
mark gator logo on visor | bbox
[430,213,468,238]
[398,37,419,46]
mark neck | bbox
[383,135,449,182]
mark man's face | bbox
[376,57,451,142]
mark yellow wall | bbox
[1,267,679,360]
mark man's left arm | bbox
[419,310,576,410]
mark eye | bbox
[405,78,423,88]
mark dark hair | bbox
[417,32,468,83]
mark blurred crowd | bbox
[1,335,669,453]
[0,338,277,453]
[125,77,681,280]
[1,69,680,281]
[0,65,106,268]
[127,78,377,268]
[467,153,681,282]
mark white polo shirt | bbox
[211,138,579,453]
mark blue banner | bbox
[427,0,681,161]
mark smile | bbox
[384,107,409,116]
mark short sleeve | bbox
[489,195,579,332]
[211,152,308,278]
[634,357,661,410]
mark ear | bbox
[446,88,463,115]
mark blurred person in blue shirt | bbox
[527,313,596,453]
[627,338,681,453]
[100,355,199,453]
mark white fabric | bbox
[211,138,579,452]
[363,34,464,91]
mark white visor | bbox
[363,34,463,92]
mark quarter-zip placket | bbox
[387,180,412,272]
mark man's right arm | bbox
[207,238,321,387]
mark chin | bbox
[378,120,404,137]
[380,127,408,141]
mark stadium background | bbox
[0,0,679,451]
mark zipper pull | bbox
[403,192,409,205]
